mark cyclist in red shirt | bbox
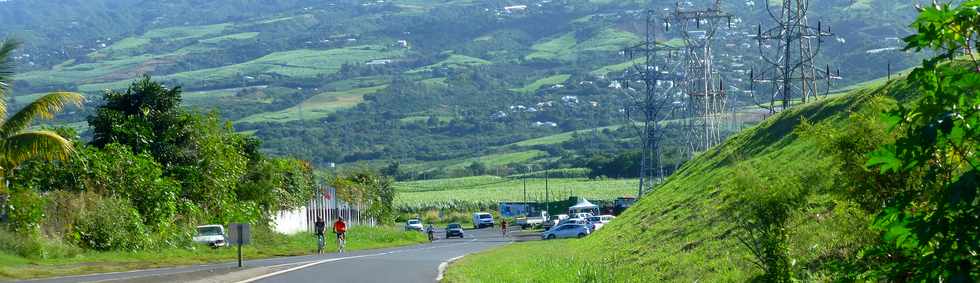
[333,216,347,252]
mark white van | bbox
[472,212,494,229]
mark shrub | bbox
[72,197,149,251]
[0,229,82,259]
[3,190,45,235]
[724,165,811,283]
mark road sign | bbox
[229,223,251,245]
[230,223,251,267]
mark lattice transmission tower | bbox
[750,0,839,113]
[666,0,733,155]
[621,10,683,198]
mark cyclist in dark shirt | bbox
[314,217,326,254]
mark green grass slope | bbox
[445,76,907,281]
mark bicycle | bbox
[316,234,325,254]
[336,232,346,253]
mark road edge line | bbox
[435,254,466,282]
[234,253,383,283]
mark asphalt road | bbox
[20,227,531,283]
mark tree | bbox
[862,2,980,281]
[466,161,487,176]
[331,169,396,224]
[0,39,83,224]
[88,75,191,169]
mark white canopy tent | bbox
[567,197,600,215]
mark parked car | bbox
[542,214,569,231]
[405,219,424,231]
[587,215,616,231]
[561,218,591,232]
[193,225,227,247]
[445,223,465,238]
[541,223,590,240]
[571,212,593,220]
[472,212,494,229]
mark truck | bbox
[515,211,549,229]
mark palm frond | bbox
[0,92,84,138]
[0,38,21,120]
[0,130,74,168]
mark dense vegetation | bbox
[0,55,318,263]
[447,2,978,281]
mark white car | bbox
[405,219,424,231]
[541,223,591,240]
[193,225,227,247]
[542,214,569,230]
[587,215,616,231]
[571,212,593,220]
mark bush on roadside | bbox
[72,197,149,251]
[0,229,82,259]
[3,189,46,235]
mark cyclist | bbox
[425,223,435,241]
[333,216,347,253]
[314,217,326,254]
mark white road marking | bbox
[236,238,479,283]
[435,255,466,282]
[234,253,387,283]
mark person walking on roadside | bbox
[333,216,348,253]
[314,217,326,254]
[501,219,508,237]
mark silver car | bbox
[541,223,590,240]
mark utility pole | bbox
[667,0,732,156]
[544,170,549,213]
[749,0,838,113]
[622,10,681,198]
[523,166,528,213]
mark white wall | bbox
[272,206,307,235]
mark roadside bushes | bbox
[72,197,148,251]
[2,190,45,235]
[724,165,813,283]
[0,77,317,255]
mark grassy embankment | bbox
[0,226,426,281]
[444,74,904,281]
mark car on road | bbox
[541,223,590,240]
[193,225,227,247]
[445,223,465,238]
[472,212,494,229]
[405,219,424,232]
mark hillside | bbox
[445,72,906,281]
[1,0,923,176]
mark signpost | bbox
[229,223,251,268]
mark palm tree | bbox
[0,39,84,194]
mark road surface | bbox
[21,227,532,283]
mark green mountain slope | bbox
[445,75,904,281]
